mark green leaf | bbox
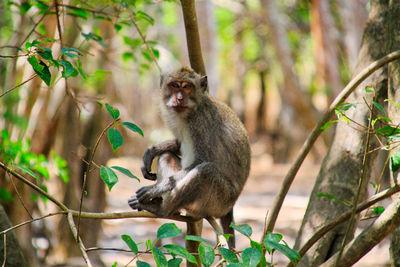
[111,166,140,181]
[67,6,88,19]
[230,222,252,238]
[218,248,239,263]
[107,128,123,151]
[157,223,182,239]
[242,248,262,267]
[168,258,183,267]
[17,165,40,182]
[316,193,352,207]
[136,11,154,25]
[320,120,338,131]
[137,261,151,267]
[100,165,118,191]
[365,86,375,93]
[227,264,245,267]
[112,261,118,267]
[122,52,135,62]
[198,243,214,267]
[105,103,120,119]
[336,102,357,112]
[152,48,160,59]
[264,233,301,264]
[58,60,78,78]
[152,247,168,267]
[123,122,144,137]
[376,125,400,136]
[146,238,153,250]
[20,1,31,14]
[163,244,197,264]
[28,56,51,86]
[372,117,392,128]
[121,234,138,254]
[37,48,53,60]
[391,150,400,173]
[185,235,209,243]
[114,24,122,32]
[373,101,385,114]
[372,206,385,215]
[0,188,13,201]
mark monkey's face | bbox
[163,79,197,113]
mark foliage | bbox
[114,222,300,266]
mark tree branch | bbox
[266,49,400,233]
[0,74,38,98]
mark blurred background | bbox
[0,0,381,266]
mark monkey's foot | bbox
[136,185,162,202]
[128,195,142,211]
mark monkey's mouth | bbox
[171,106,188,113]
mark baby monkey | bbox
[128,67,250,247]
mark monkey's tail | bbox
[220,208,235,249]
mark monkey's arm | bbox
[141,139,180,180]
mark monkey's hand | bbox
[141,147,157,181]
[136,177,175,203]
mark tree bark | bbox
[294,1,391,266]
[0,204,28,267]
[386,1,400,265]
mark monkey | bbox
[128,67,251,248]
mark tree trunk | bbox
[310,0,342,103]
[294,1,392,265]
[337,0,368,72]
[0,204,28,267]
[386,1,400,265]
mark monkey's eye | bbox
[168,82,179,88]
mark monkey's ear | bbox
[200,76,208,92]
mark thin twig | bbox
[0,74,38,98]
[265,49,400,234]
[2,234,6,267]
[0,54,28,58]
[77,120,119,238]
[19,9,51,47]
[0,211,65,235]
[0,161,68,211]
[8,173,33,219]
[129,11,162,73]
[334,97,374,266]
[67,212,93,267]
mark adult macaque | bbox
[128,67,250,247]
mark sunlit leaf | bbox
[105,103,120,119]
[163,244,197,264]
[152,247,167,267]
[198,243,214,267]
[242,248,261,267]
[391,150,400,173]
[185,235,209,243]
[121,234,138,254]
[28,56,51,86]
[219,247,239,263]
[17,165,40,182]
[100,165,118,191]
[230,222,252,238]
[111,166,140,181]
[168,258,183,267]
[123,122,144,137]
[157,223,182,239]
[107,128,123,151]
[372,206,385,215]
[320,120,338,131]
[264,233,300,264]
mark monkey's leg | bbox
[141,139,180,180]
[162,162,235,218]
[130,152,182,215]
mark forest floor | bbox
[79,142,391,267]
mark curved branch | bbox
[286,185,400,267]
[266,50,400,233]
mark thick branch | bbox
[320,196,400,267]
[266,50,400,233]
[180,0,206,76]
[287,185,400,267]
